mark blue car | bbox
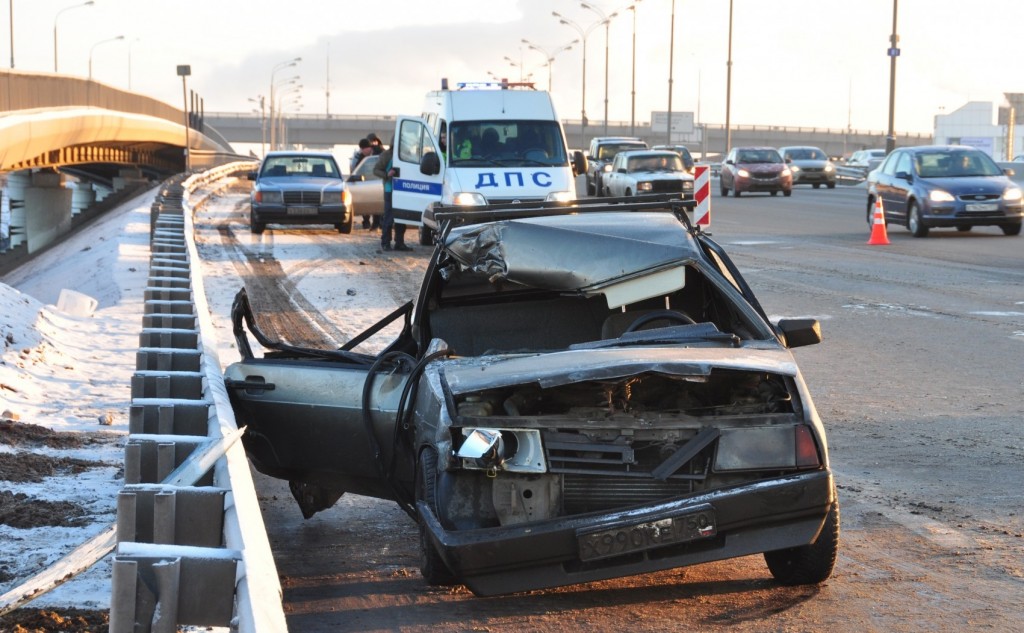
[248,151,353,234]
[867,145,1023,237]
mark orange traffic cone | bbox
[867,197,890,245]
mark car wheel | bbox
[336,213,353,235]
[587,181,595,196]
[908,201,929,237]
[416,449,458,586]
[783,189,792,197]
[813,183,821,189]
[866,198,876,226]
[250,221,265,234]
[419,224,434,246]
[625,188,632,196]
[1001,222,1022,236]
[720,181,729,197]
[733,186,741,198]
[956,225,972,233]
[764,495,840,586]
[770,190,778,197]
[827,182,836,189]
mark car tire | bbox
[625,188,632,196]
[908,201,929,237]
[770,190,778,197]
[783,189,792,197]
[419,224,434,246]
[336,214,353,235]
[587,181,595,196]
[416,449,458,586]
[956,225,972,233]
[813,183,821,189]
[250,221,265,234]
[827,182,836,189]
[764,495,840,586]
[1000,222,1022,236]
[733,187,741,198]
[720,182,729,197]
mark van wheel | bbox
[419,225,434,246]
[417,449,458,586]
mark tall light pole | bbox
[127,37,141,90]
[626,1,642,136]
[88,35,124,80]
[552,11,605,149]
[667,0,675,145]
[249,96,266,157]
[176,64,191,172]
[885,0,899,154]
[522,38,577,93]
[269,57,301,150]
[725,0,734,154]
[503,55,526,83]
[274,83,301,150]
[53,1,93,73]
[580,2,618,136]
[8,0,13,68]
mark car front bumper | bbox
[420,468,834,596]
[922,202,1023,227]
[251,203,350,226]
[736,176,792,193]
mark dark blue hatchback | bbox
[866,145,1023,237]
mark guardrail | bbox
[110,161,287,632]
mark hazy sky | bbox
[4,0,1021,135]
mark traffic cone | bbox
[867,198,890,245]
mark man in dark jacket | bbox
[372,142,411,252]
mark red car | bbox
[720,146,792,197]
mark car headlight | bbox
[714,425,821,471]
[453,192,488,206]
[737,169,750,178]
[321,189,345,204]
[456,427,546,473]
[545,191,575,203]
[781,168,792,177]
[638,182,653,192]
[1003,187,1023,202]
[602,163,613,172]
[824,163,835,172]
[929,189,955,203]
[682,180,694,191]
[790,165,802,173]
[255,190,282,204]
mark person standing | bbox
[367,133,384,156]
[373,140,411,252]
[350,139,379,230]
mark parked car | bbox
[224,195,838,597]
[866,144,1023,237]
[603,150,695,197]
[779,146,836,189]
[652,144,696,173]
[248,151,353,234]
[347,154,384,218]
[586,137,648,196]
[719,147,792,197]
[846,148,887,175]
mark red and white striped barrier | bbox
[693,164,711,226]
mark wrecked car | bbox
[224,194,839,596]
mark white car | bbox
[347,154,384,217]
[603,150,695,197]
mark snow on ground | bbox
[0,188,155,609]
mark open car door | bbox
[391,116,444,226]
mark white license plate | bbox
[965,202,998,212]
[286,206,318,216]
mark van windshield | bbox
[450,121,568,167]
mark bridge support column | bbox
[71,181,97,216]
[2,170,31,251]
[24,170,74,254]
[115,167,148,192]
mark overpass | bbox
[1,70,246,261]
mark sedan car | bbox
[779,146,836,188]
[347,154,384,217]
[652,144,696,173]
[866,145,1023,237]
[846,149,887,176]
[248,151,353,234]
[586,137,649,196]
[719,147,792,197]
[224,194,838,597]
[603,150,695,197]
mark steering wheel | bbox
[623,309,696,333]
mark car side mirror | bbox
[247,171,257,181]
[1004,167,1016,177]
[617,167,626,173]
[896,171,913,182]
[776,318,821,348]
[347,174,365,183]
[785,157,792,163]
[573,150,588,177]
[420,152,442,176]
[725,159,734,165]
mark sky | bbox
[3,1,1023,136]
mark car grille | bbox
[957,193,999,202]
[486,196,546,204]
[802,167,824,173]
[283,191,321,205]
[563,475,694,513]
[648,180,688,193]
[751,172,780,181]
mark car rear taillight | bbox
[795,424,821,468]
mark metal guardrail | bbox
[110,162,287,632]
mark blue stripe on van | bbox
[395,179,443,196]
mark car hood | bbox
[443,212,701,291]
[256,176,345,190]
[736,163,785,174]
[630,171,695,181]
[438,343,798,394]
[789,159,828,168]
[923,175,1014,194]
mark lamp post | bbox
[667,0,675,145]
[269,57,301,150]
[522,38,577,93]
[885,0,899,154]
[580,2,618,136]
[274,84,302,150]
[127,37,141,90]
[724,0,734,154]
[54,0,93,73]
[176,64,191,172]
[8,0,13,68]
[88,35,124,80]
[269,75,299,150]
[249,96,266,157]
[503,55,526,83]
[626,1,642,136]
[552,11,606,149]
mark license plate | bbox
[965,202,998,212]
[577,507,717,562]
[286,206,318,216]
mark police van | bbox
[391,79,587,244]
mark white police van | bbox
[391,79,587,244]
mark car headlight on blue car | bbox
[1004,187,1023,202]
[929,189,955,203]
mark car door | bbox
[606,155,625,196]
[391,116,444,226]
[878,151,912,222]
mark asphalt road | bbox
[195,181,1024,632]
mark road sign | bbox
[651,111,695,135]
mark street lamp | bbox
[885,0,899,153]
[249,96,266,157]
[552,11,606,149]
[274,83,302,150]
[626,1,642,136]
[176,64,191,172]
[54,0,93,73]
[269,57,301,150]
[88,35,124,80]
[580,2,619,136]
[725,0,734,154]
[270,75,299,149]
[127,37,140,90]
[522,38,577,93]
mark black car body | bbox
[225,195,838,596]
[586,137,649,196]
[248,151,353,234]
[866,145,1023,237]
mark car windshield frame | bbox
[260,154,341,179]
[449,120,569,167]
[735,149,783,164]
[914,149,1005,178]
